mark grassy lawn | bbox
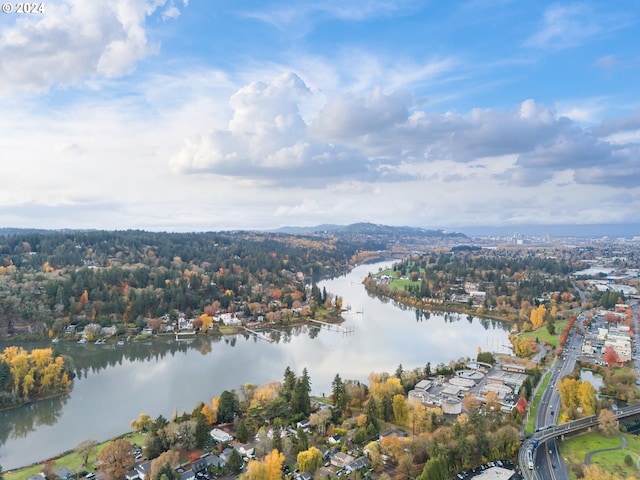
[5,432,146,480]
[559,432,640,480]
[387,278,420,291]
[526,370,552,434]
[520,320,568,349]
[374,268,422,292]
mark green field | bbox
[520,320,568,349]
[559,431,640,479]
[375,268,422,291]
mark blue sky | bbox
[0,0,639,232]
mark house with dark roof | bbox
[344,457,368,474]
[54,467,75,480]
[179,470,195,480]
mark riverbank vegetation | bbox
[363,249,582,326]
[0,230,362,339]
[5,360,526,480]
[0,346,73,408]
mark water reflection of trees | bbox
[0,393,68,445]
[411,308,510,332]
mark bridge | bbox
[519,403,640,480]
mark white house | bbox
[210,428,234,443]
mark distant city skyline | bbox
[1,1,639,232]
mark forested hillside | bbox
[0,230,353,335]
[0,227,462,337]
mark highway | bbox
[519,304,640,480]
[520,404,640,480]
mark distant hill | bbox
[0,228,70,237]
[273,222,467,239]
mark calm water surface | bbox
[0,261,511,469]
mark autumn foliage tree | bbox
[97,439,135,480]
[515,397,528,417]
[243,450,285,480]
[510,336,533,357]
[0,346,71,403]
[604,347,620,366]
[201,397,218,424]
[149,450,179,480]
[558,378,597,420]
[529,304,546,330]
[130,413,153,433]
[297,446,323,473]
[598,409,619,436]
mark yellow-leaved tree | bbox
[558,377,580,412]
[243,450,284,480]
[368,374,404,402]
[297,447,322,473]
[392,394,409,425]
[201,397,219,424]
[577,381,597,415]
[530,304,546,329]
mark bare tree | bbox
[75,439,98,467]
[598,409,619,436]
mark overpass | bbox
[519,403,640,480]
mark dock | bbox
[175,331,196,340]
[308,319,354,334]
[244,327,274,343]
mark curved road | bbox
[521,302,640,480]
[584,433,626,465]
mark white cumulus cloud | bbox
[0,0,184,93]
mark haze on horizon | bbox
[0,1,638,233]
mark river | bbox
[0,261,511,470]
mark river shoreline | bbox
[0,261,512,470]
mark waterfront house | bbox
[54,467,75,480]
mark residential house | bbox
[344,457,368,474]
[192,453,224,471]
[99,325,116,337]
[296,419,310,430]
[135,461,153,480]
[179,470,195,480]
[210,428,234,443]
[220,447,235,465]
[379,428,408,440]
[54,467,75,480]
[125,470,139,480]
[330,452,353,468]
[237,444,255,458]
